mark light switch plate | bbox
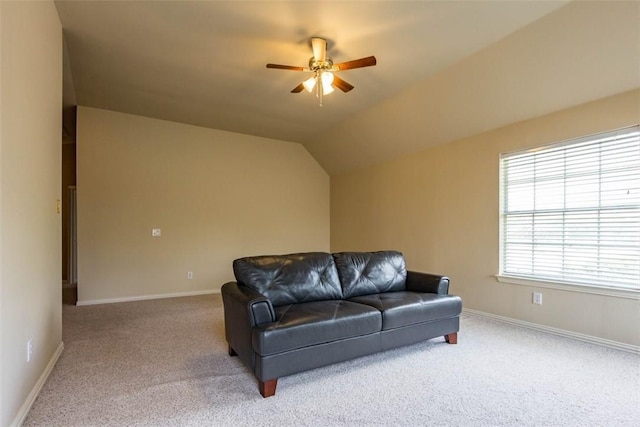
[152,228,161,237]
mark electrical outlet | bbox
[187,271,193,280]
[27,339,33,362]
[532,292,543,305]
[151,228,161,237]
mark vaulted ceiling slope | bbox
[308,0,640,174]
[56,1,639,175]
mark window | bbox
[500,126,640,292]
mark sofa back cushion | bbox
[333,251,407,298]
[233,252,343,306]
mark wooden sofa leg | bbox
[228,345,237,356]
[445,332,458,344]
[259,379,278,398]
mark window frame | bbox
[497,125,640,299]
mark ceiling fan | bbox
[266,37,377,106]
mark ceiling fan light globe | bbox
[303,76,317,93]
[321,71,334,85]
[322,82,335,95]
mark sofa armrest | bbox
[405,270,450,294]
[221,281,275,364]
[222,281,276,326]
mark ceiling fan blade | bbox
[311,37,327,62]
[266,63,305,71]
[332,75,354,93]
[291,83,305,93]
[334,56,377,71]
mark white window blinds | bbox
[500,126,640,290]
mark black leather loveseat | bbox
[221,250,462,397]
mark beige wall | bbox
[76,107,329,304]
[331,89,640,347]
[0,1,62,426]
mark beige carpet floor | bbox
[24,294,640,426]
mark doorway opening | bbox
[61,108,77,305]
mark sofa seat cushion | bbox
[253,300,382,356]
[348,292,462,331]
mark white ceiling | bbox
[56,1,563,137]
[55,1,571,144]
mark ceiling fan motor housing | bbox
[308,57,334,72]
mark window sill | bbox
[495,275,640,300]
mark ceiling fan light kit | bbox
[267,37,376,106]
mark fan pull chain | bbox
[316,75,324,107]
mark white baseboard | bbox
[463,308,639,354]
[12,341,64,427]
[76,289,220,306]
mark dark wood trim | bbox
[259,379,278,397]
[228,345,238,356]
[445,332,458,344]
